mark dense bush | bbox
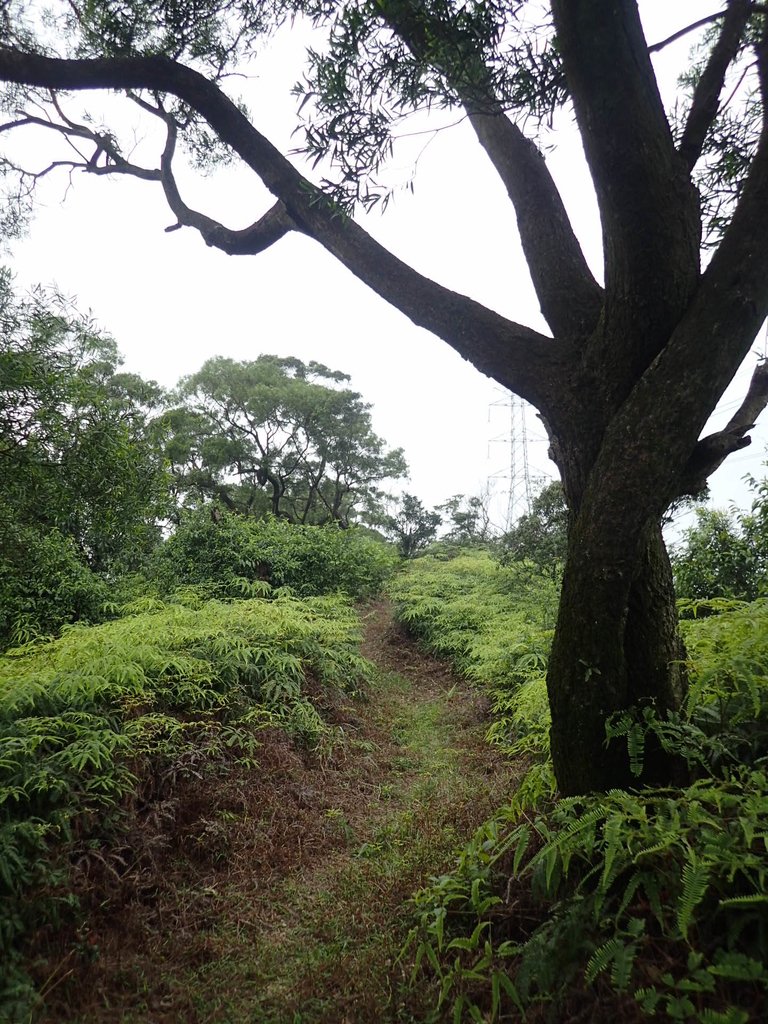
[151,507,397,600]
[672,507,766,602]
[391,556,768,1023]
[679,597,768,771]
[0,527,111,649]
[496,480,568,576]
[0,276,169,650]
[0,592,371,1017]
[412,767,768,1024]
[672,472,768,602]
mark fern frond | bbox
[585,937,623,984]
[677,854,711,940]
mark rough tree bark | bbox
[1,1,768,792]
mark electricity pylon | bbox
[488,391,534,532]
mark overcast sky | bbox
[6,1,767,535]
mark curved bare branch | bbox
[155,114,298,253]
[0,47,559,409]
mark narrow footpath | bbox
[42,600,518,1024]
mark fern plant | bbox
[412,771,768,1021]
[0,590,372,1018]
[397,559,768,1022]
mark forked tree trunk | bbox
[548,505,688,795]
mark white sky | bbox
[6,2,767,535]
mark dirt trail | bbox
[40,600,517,1024]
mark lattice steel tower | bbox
[488,391,534,532]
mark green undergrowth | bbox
[388,552,558,811]
[0,590,371,1018]
[150,508,398,602]
[154,667,506,1024]
[391,555,768,1022]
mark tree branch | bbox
[678,359,768,494]
[678,0,753,172]
[1,105,162,180]
[649,5,768,53]
[155,114,298,253]
[599,120,768,513]
[551,0,701,348]
[648,11,726,54]
[462,109,603,339]
[374,0,603,340]
[0,47,559,409]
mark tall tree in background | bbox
[385,493,442,559]
[1,2,768,791]
[438,491,493,546]
[500,481,568,576]
[164,354,406,525]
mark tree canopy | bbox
[164,354,406,525]
[0,270,169,643]
[384,492,442,558]
[500,480,567,574]
[438,492,493,547]
[1,1,768,792]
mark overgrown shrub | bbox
[151,508,397,599]
[0,526,112,650]
[0,279,169,654]
[411,770,768,1023]
[672,507,765,602]
[0,592,371,1017]
[679,597,768,773]
[496,480,568,576]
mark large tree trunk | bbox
[548,502,688,795]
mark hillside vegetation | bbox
[3,277,768,1021]
[0,589,371,1015]
[3,534,768,1021]
[392,552,768,1023]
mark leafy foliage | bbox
[411,771,768,1023]
[383,493,442,559]
[0,271,169,649]
[497,479,567,576]
[0,590,371,1015]
[672,505,767,602]
[678,598,768,774]
[0,527,111,650]
[676,16,766,247]
[437,491,494,547]
[165,355,406,525]
[151,506,398,599]
[287,0,564,211]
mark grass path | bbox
[41,600,517,1023]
